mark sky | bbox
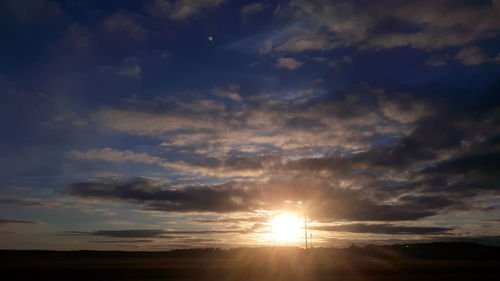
[1,0,500,250]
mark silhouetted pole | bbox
[310,233,313,249]
[304,216,308,249]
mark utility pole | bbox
[304,215,308,249]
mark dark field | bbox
[1,243,499,281]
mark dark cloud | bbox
[93,229,169,238]
[61,227,256,238]
[310,223,453,235]
[178,238,221,243]
[61,229,169,238]
[0,198,55,207]
[482,219,500,223]
[66,87,500,225]
[66,179,254,213]
[66,177,447,221]
[0,218,37,224]
[89,240,153,243]
[425,151,500,177]
[163,229,253,235]
[398,195,461,210]
[349,112,483,170]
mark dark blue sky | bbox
[1,0,500,250]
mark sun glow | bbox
[269,214,303,243]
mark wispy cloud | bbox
[241,2,268,16]
[116,57,142,78]
[147,0,227,21]
[69,148,166,167]
[103,11,146,41]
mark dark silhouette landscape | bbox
[2,242,500,281]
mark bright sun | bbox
[269,214,303,243]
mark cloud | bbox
[178,99,226,113]
[148,0,227,21]
[425,54,452,67]
[165,155,284,177]
[89,240,153,243]
[91,94,383,154]
[495,53,500,63]
[424,151,500,179]
[259,40,273,54]
[0,218,37,224]
[378,93,433,123]
[262,0,500,53]
[117,57,142,78]
[102,11,146,40]
[241,2,268,16]
[62,229,170,238]
[92,106,216,136]
[275,57,303,70]
[87,90,438,176]
[65,177,451,221]
[310,223,453,235]
[0,197,59,208]
[76,87,500,227]
[327,56,352,68]
[189,216,268,224]
[65,179,255,213]
[3,0,500,249]
[69,148,166,167]
[213,85,242,102]
[483,219,500,223]
[455,47,489,65]
[275,33,337,53]
[62,227,257,238]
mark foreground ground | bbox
[1,243,499,281]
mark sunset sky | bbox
[1,0,500,250]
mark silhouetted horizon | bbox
[2,240,500,253]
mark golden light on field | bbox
[269,214,303,243]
